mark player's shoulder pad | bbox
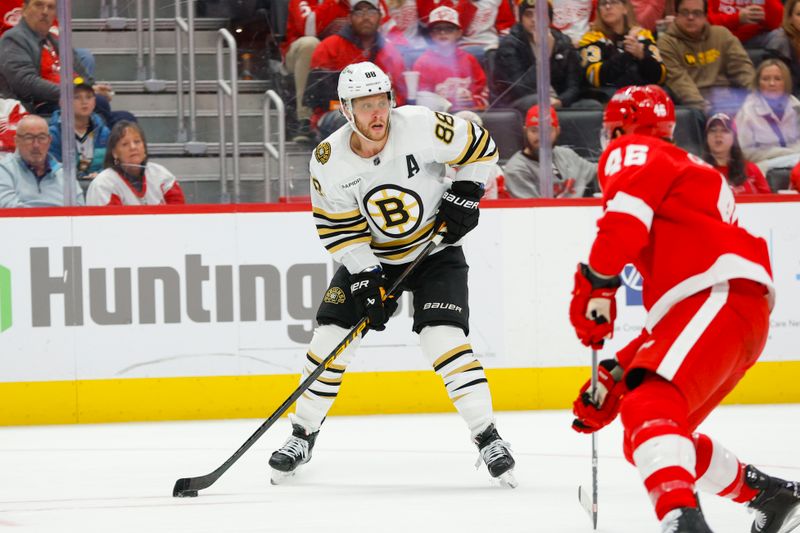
[578,30,606,47]
[309,127,358,195]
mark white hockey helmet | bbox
[337,61,395,125]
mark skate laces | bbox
[660,509,682,533]
[752,509,767,531]
[277,436,309,460]
[475,438,512,470]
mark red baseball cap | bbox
[525,104,559,128]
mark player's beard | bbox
[356,116,389,143]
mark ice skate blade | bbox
[497,471,518,489]
[270,468,297,485]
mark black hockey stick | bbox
[578,345,600,529]
[173,227,447,497]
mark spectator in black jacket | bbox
[578,0,666,100]
[494,0,590,114]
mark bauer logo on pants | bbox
[0,265,11,333]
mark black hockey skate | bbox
[268,423,319,485]
[473,424,518,488]
[745,465,800,533]
[660,507,714,533]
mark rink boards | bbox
[0,197,798,425]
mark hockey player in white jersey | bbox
[269,61,517,488]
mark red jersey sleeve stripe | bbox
[606,191,655,231]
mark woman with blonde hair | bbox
[578,0,666,99]
[735,58,800,173]
[765,0,800,95]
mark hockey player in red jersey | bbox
[568,84,800,533]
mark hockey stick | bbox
[578,345,600,529]
[173,227,447,497]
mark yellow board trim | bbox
[2,360,799,425]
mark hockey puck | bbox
[176,490,198,498]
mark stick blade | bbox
[173,477,199,498]
[578,485,598,529]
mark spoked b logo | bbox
[363,185,423,238]
[621,265,643,306]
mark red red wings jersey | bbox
[591,134,774,331]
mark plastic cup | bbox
[402,71,420,103]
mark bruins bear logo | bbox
[315,142,331,165]
[323,287,346,304]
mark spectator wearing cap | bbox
[452,0,515,61]
[657,0,755,113]
[503,104,596,198]
[578,0,666,100]
[735,58,800,173]
[0,114,84,207]
[411,6,488,111]
[702,112,771,194]
[308,0,406,139]
[48,79,110,181]
[281,0,392,142]
[765,0,800,96]
[707,0,782,49]
[495,0,585,114]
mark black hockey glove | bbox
[349,269,397,331]
[435,181,484,244]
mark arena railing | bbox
[135,0,166,92]
[216,28,241,203]
[263,90,287,203]
[175,0,205,153]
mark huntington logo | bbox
[0,265,10,332]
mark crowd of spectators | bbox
[2,0,800,210]
[0,0,186,207]
[278,0,799,195]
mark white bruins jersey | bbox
[309,105,498,272]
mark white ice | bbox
[1,404,798,532]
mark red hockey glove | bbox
[569,263,621,349]
[572,359,627,434]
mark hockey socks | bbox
[693,433,759,503]
[420,325,494,435]
[292,324,361,433]
[620,376,698,520]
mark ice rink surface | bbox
[1,404,798,533]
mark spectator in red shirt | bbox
[411,6,488,111]
[282,0,391,141]
[791,161,800,191]
[309,0,407,139]
[702,112,771,194]
[707,0,782,48]
[454,0,515,61]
